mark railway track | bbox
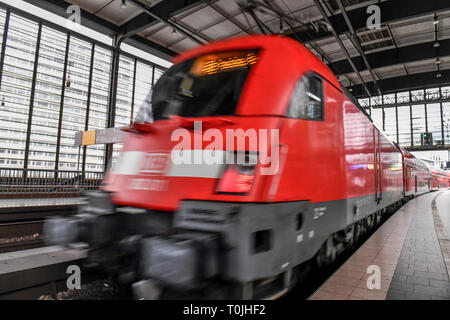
[0,203,78,253]
[0,220,45,253]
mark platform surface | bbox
[310,191,450,300]
[0,245,87,275]
[0,197,84,209]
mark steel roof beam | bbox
[124,35,177,59]
[331,39,450,76]
[313,0,372,97]
[20,0,176,59]
[125,0,207,45]
[207,1,250,34]
[22,0,119,35]
[291,0,450,44]
[120,0,208,38]
[335,0,382,96]
[350,69,450,98]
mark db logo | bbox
[140,153,170,175]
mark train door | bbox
[374,129,382,203]
[415,175,418,193]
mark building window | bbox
[133,60,153,121]
[411,104,426,146]
[371,108,382,129]
[427,104,442,145]
[398,106,411,147]
[0,9,167,172]
[0,13,38,169]
[384,108,397,142]
[115,55,134,126]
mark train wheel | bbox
[352,223,361,248]
[375,211,382,225]
[316,236,336,268]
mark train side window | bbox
[287,73,324,121]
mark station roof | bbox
[25,0,450,99]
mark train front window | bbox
[145,50,259,121]
[287,73,324,121]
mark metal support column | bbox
[54,33,71,175]
[104,36,122,171]
[395,106,399,145]
[151,64,155,88]
[0,8,10,90]
[440,102,445,147]
[410,105,414,147]
[409,91,413,147]
[130,57,137,123]
[82,42,96,174]
[23,22,42,172]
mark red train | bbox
[45,35,450,299]
[431,167,450,190]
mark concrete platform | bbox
[0,245,88,295]
[0,197,84,209]
[0,245,87,275]
[310,191,450,300]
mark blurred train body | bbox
[399,147,432,197]
[431,168,450,190]
[45,35,450,299]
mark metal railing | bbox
[0,168,104,199]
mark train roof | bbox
[173,35,342,92]
[394,145,430,171]
[431,167,449,177]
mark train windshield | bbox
[141,50,259,122]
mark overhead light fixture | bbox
[436,73,442,78]
[349,88,353,92]
[434,41,440,48]
[172,28,177,35]
[433,16,439,25]
[436,58,441,65]
[121,0,127,9]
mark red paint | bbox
[103,35,448,211]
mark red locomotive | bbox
[45,35,449,299]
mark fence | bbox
[0,168,104,199]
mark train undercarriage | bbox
[45,191,413,300]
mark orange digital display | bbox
[190,50,259,76]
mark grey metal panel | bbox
[95,127,126,144]
[74,132,83,146]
